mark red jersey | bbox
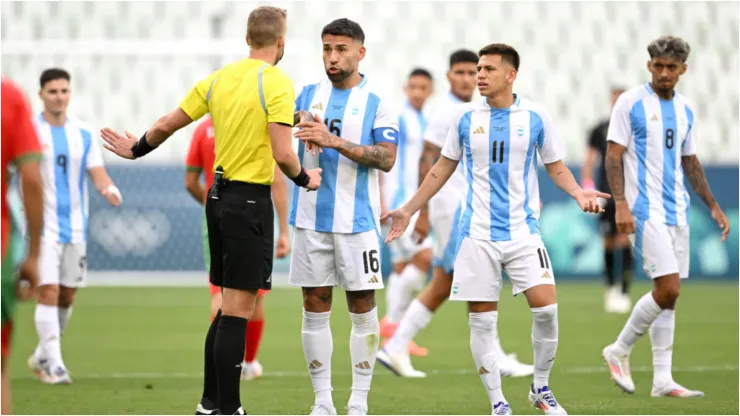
[185,117,216,202]
[1,78,42,258]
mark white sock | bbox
[35,304,64,367]
[349,307,380,408]
[491,319,508,362]
[469,311,506,408]
[386,265,425,322]
[532,304,558,391]
[615,292,663,353]
[302,309,334,407]
[385,299,433,355]
[59,306,73,335]
[650,309,675,385]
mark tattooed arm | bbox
[335,140,397,172]
[293,110,313,125]
[604,142,627,202]
[419,141,441,187]
[681,155,717,208]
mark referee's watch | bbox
[290,167,311,188]
[131,132,157,158]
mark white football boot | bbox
[602,343,635,393]
[651,380,704,398]
[346,404,368,415]
[492,401,512,415]
[528,385,567,415]
[376,348,426,378]
[240,360,263,381]
[499,353,534,377]
[309,404,337,415]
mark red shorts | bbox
[1,321,12,361]
[209,282,269,297]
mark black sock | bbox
[215,315,247,415]
[621,247,633,294]
[604,250,615,287]
[200,309,222,411]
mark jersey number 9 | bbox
[56,155,68,175]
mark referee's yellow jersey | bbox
[180,58,294,185]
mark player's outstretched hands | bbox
[412,210,430,244]
[381,208,412,243]
[574,188,611,214]
[305,168,323,191]
[100,128,137,160]
[710,204,731,242]
[614,200,636,234]
[16,255,39,301]
[294,114,336,150]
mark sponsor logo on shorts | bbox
[367,275,379,283]
[452,282,460,295]
[541,270,552,279]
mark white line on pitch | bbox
[13,364,737,381]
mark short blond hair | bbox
[247,6,287,49]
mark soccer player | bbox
[601,36,729,398]
[102,7,320,415]
[290,18,398,416]
[27,68,122,384]
[384,43,608,415]
[581,87,633,314]
[1,77,45,416]
[379,68,434,357]
[377,50,533,378]
[185,116,291,380]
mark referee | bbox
[101,7,321,415]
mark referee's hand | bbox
[305,168,322,191]
[100,128,137,160]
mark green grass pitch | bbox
[6,282,738,414]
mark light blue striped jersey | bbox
[384,102,426,210]
[606,83,695,226]
[290,77,400,233]
[34,114,103,243]
[441,96,564,242]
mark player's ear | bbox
[646,60,652,72]
[246,35,251,47]
[358,45,366,61]
[680,63,687,75]
[508,69,517,84]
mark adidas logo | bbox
[650,114,659,121]
[355,361,371,370]
[367,275,379,283]
[541,270,552,279]
[478,366,490,374]
[308,359,323,370]
[311,103,323,111]
[474,126,486,134]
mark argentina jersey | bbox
[35,114,103,243]
[384,103,426,211]
[291,77,399,233]
[441,96,564,242]
[606,83,695,226]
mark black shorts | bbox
[598,197,618,236]
[205,181,273,291]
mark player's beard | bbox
[326,67,354,84]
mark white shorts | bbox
[39,239,87,288]
[431,204,462,273]
[630,219,689,279]
[388,212,432,264]
[289,228,385,291]
[450,234,555,302]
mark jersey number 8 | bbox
[665,128,674,149]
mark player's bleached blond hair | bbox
[647,36,691,63]
[247,6,287,49]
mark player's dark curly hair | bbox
[647,36,691,63]
[321,18,365,44]
[449,49,478,68]
[40,68,70,88]
[409,68,433,81]
[479,43,520,71]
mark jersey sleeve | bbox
[86,135,104,169]
[534,106,565,164]
[185,122,205,172]
[371,95,400,145]
[7,84,43,165]
[262,69,295,126]
[440,111,464,161]
[180,71,219,121]
[606,94,632,148]
[424,104,455,149]
[682,104,697,156]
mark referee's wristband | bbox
[131,132,157,159]
[290,167,310,188]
